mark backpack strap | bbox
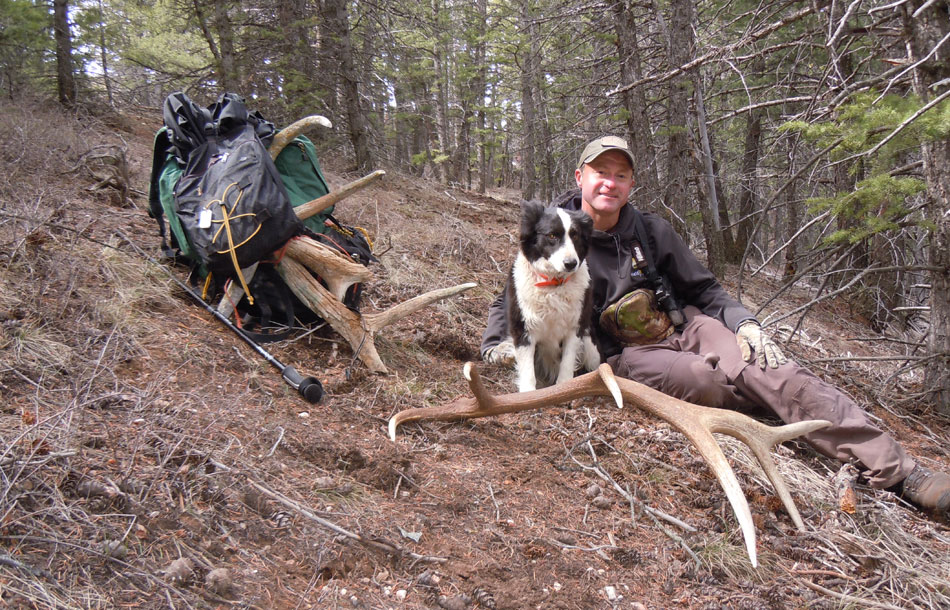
[630,210,686,328]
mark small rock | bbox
[164,557,193,583]
[585,483,603,498]
[437,595,468,610]
[314,476,335,488]
[604,585,618,601]
[101,540,128,559]
[205,567,232,595]
[394,589,407,601]
[631,603,648,610]
[417,570,441,586]
[554,533,576,546]
[592,495,613,509]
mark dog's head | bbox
[519,200,593,278]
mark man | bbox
[481,135,950,519]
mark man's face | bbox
[574,150,634,229]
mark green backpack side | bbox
[272,135,333,235]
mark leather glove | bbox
[483,338,515,366]
[735,321,787,369]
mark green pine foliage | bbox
[784,91,949,244]
[0,0,53,94]
[808,174,926,244]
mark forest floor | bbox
[1,96,949,610]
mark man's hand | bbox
[483,338,516,366]
[736,321,787,369]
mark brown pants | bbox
[607,307,915,488]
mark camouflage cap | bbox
[577,136,635,169]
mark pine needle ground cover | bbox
[1,99,949,610]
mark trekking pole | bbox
[115,231,324,404]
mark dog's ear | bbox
[520,200,545,235]
[572,209,594,236]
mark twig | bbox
[804,355,937,364]
[393,469,443,500]
[265,427,285,458]
[797,578,907,610]
[629,490,701,570]
[568,438,696,533]
[244,478,447,564]
[546,538,617,553]
[0,554,49,578]
[488,483,501,521]
[791,568,852,579]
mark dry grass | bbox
[95,241,179,331]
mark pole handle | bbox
[281,366,325,404]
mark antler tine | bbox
[608,372,761,566]
[269,115,333,160]
[701,414,831,531]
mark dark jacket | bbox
[481,190,756,359]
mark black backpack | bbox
[149,92,376,342]
[162,92,302,282]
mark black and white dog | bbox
[506,201,601,392]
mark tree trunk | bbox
[432,0,451,184]
[538,93,553,203]
[96,0,113,107]
[612,0,660,210]
[906,1,950,411]
[782,134,801,279]
[474,0,488,194]
[315,0,339,118]
[734,107,762,263]
[519,1,539,201]
[213,1,240,92]
[663,0,691,237]
[277,0,319,119]
[520,66,537,201]
[325,0,374,172]
[693,74,725,275]
[53,0,76,107]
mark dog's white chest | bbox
[512,253,589,339]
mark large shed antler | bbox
[389,363,831,567]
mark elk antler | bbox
[278,254,476,373]
[389,362,831,567]
[269,115,333,160]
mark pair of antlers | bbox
[389,363,830,567]
[214,116,476,373]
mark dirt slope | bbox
[1,98,948,609]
